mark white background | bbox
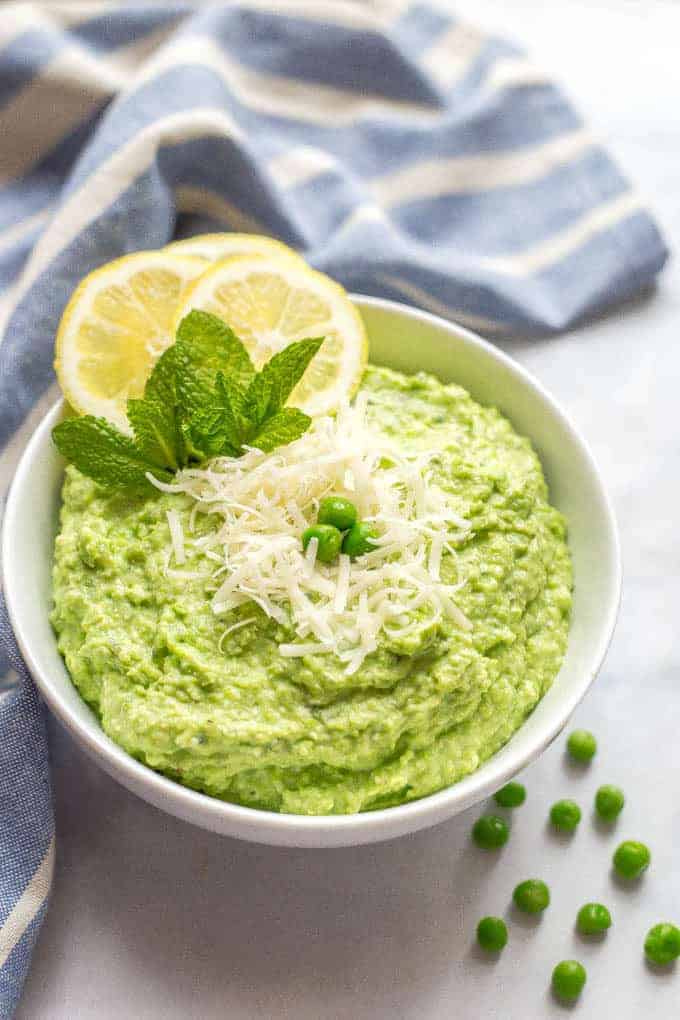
[16,1,680,1017]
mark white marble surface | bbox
[15,2,680,1017]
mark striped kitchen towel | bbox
[0,2,668,1015]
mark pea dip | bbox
[52,366,572,815]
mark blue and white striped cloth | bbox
[0,2,668,1014]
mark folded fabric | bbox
[0,2,668,1015]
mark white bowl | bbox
[2,296,621,847]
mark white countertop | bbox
[16,2,680,1017]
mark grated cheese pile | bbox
[151,394,472,674]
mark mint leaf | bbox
[244,337,324,426]
[176,310,255,406]
[175,311,256,456]
[186,377,244,459]
[144,343,180,409]
[212,371,251,447]
[216,370,248,422]
[53,417,172,492]
[250,407,311,453]
[127,396,181,471]
[131,344,187,468]
[184,408,236,458]
[180,375,245,459]
[188,372,256,457]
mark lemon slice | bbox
[54,250,205,431]
[164,232,305,265]
[174,255,368,417]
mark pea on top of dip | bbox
[51,366,572,815]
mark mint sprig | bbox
[51,417,175,493]
[52,311,324,493]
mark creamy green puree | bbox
[51,366,572,814]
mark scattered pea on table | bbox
[549,798,582,832]
[644,923,680,966]
[576,903,612,936]
[493,782,526,808]
[567,729,597,763]
[472,815,509,850]
[595,784,625,822]
[513,879,550,914]
[613,840,651,880]
[552,960,587,1001]
[476,916,508,953]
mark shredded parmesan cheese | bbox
[166,509,185,565]
[304,535,319,572]
[333,554,351,615]
[218,616,257,652]
[152,398,472,674]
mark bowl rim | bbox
[2,294,622,845]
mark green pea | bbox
[577,903,612,935]
[549,799,581,832]
[476,916,508,953]
[342,521,378,558]
[471,815,509,850]
[317,496,357,532]
[493,782,526,808]
[613,840,651,880]
[302,524,343,564]
[595,784,625,822]
[552,960,586,1001]
[567,729,597,763]
[513,879,550,914]
[644,923,680,966]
